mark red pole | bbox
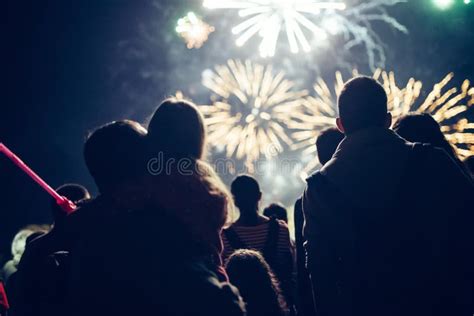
[0,281,9,313]
[0,143,76,214]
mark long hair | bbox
[147,98,207,159]
[393,113,470,175]
[226,249,289,316]
[146,98,234,226]
[393,113,457,158]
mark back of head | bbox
[51,183,90,224]
[231,175,261,213]
[263,203,288,223]
[316,127,345,164]
[226,249,287,316]
[393,113,458,160]
[146,99,234,241]
[84,120,147,194]
[147,98,206,159]
[338,76,388,134]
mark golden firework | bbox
[375,70,474,158]
[201,59,308,171]
[293,70,474,177]
[176,12,215,49]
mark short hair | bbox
[338,76,388,134]
[263,203,288,223]
[231,175,261,211]
[147,98,206,159]
[51,183,90,223]
[316,127,345,165]
[84,120,147,193]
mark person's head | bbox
[231,175,262,214]
[51,183,90,225]
[226,249,288,316]
[147,98,206,159]
[337,76,391,135]
[393,113,459,161]
[84,120,147,194]
[263,203,288,223]
[464,156,474,177]
[316,127,345,164]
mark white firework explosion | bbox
[203,0,346,57]
[201,59,308,171]
[203,0,408,69]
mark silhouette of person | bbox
[226,249,289,316]
[393,113,471,177]
[144,98,233,276]
[223,175,294,312]
[63,120,148,256]
[263,203,288,223]
[294,127,344,316]
[9,184,89,316]
[68,112,244,316]
[303,76,474,316]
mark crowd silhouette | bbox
[1,77,473,316]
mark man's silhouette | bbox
[303,76,474,316]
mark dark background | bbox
[2,0,473,261]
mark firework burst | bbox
[201,59,308,171]
[373,70,474,158]
[203,0,407,68]
[203,0,346,57]
[292,70,474,177]
[176,12,215,49]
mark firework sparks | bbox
[338,1,408,69]
[293,70,474,177]
[203,0,346,57]
[372,70,474,158]
[203,0,407,68]
[176,12,215,49]
[201,59,308,171]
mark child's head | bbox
[226,249,288,316]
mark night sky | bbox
[2,0,473,259]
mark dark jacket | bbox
[303,127,474,316]
[293,198,316,316]
[67,199,245,316]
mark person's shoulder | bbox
[294,196,302,209]
[409,142,440,155]
[409,143,458,168]
[224,223,239,231]
[276,219,289,230]
[305,170,325,187]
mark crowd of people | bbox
[1,76,473,316]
